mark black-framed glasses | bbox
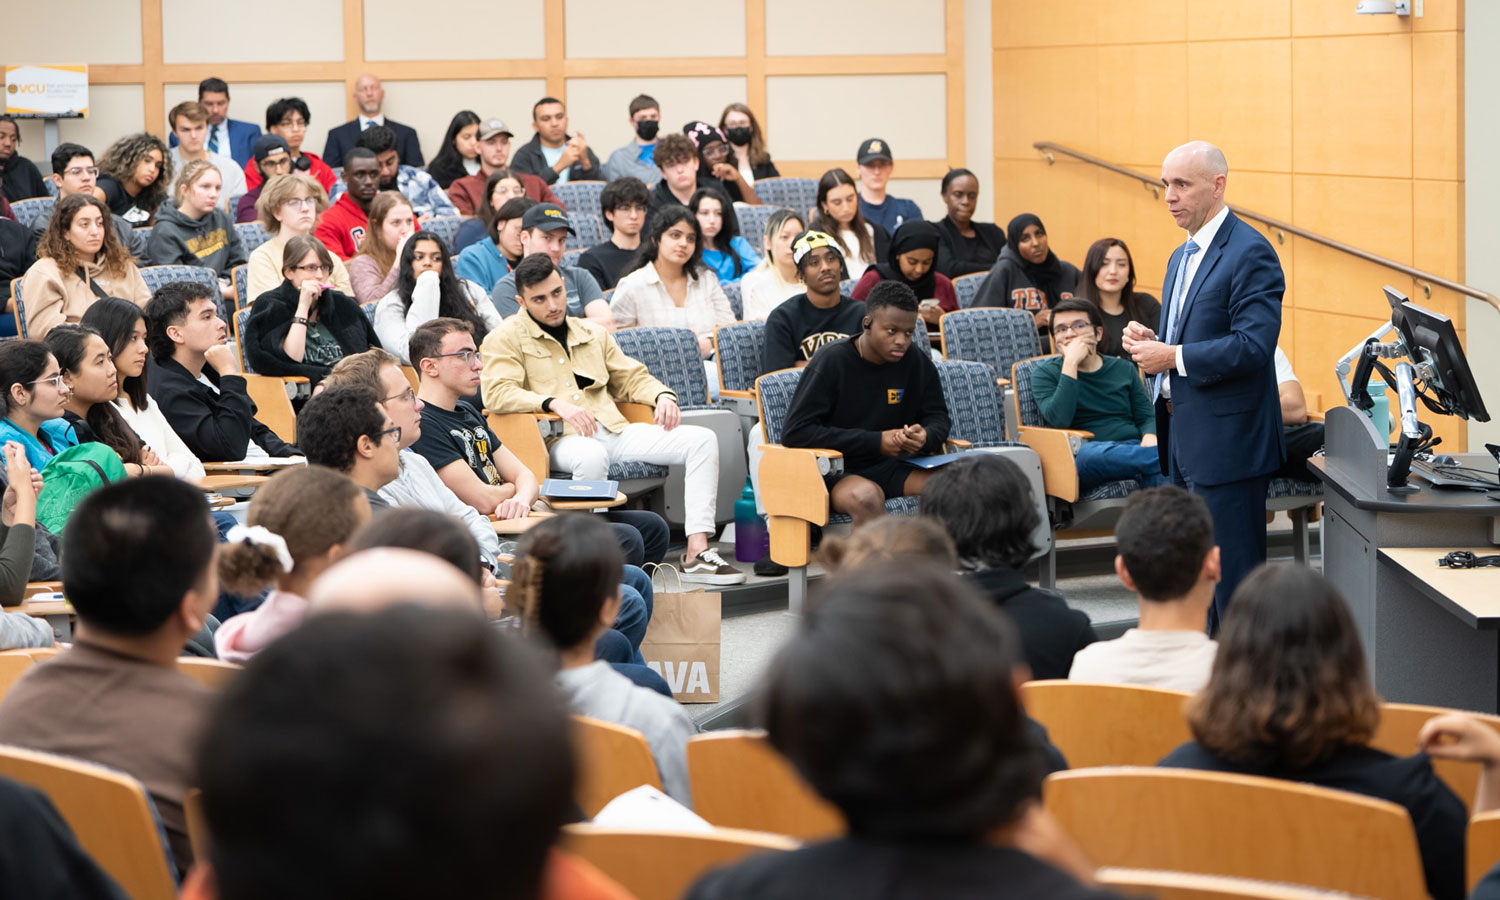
[375,425,402,445]
[428,349,479,364]
[291,262,330,274]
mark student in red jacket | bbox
[243,98,337,194]
[850,220,956,329]
[315,149,382,260]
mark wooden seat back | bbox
[177,658,242,690]
[0,652,34,702]
[572,715,662,818]
[1469,811,1500,893]
[561,823,798,900]
[1097,868,1376,899]
[242,374,298,443]
[1019,679,1193,767]
[0,744,177,900]
[1044,767,1428,899]
[687,729,843,840]
[1371,701,1500,811]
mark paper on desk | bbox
[591,784,713,832]
[219,456,307,467]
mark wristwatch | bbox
[292,316,309,325]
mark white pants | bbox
[551,422,720,537]
[747,422,766,517]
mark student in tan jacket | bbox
[481,253,744,585]
[20,194,149,339]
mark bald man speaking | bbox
[1122,141,1285,632]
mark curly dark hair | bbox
[295,385,387,474]
[1188,564,1381,770]
[920,454,1040,571]
[98,132,173,214]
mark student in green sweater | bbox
[1031,298,1164,493]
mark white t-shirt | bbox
[1067,628,1218,694]
[740,265,802,321]
[835,225,877,281]
[541,144,569,183]
[1274,347,1297,386]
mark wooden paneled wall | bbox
[992,1,1467,447]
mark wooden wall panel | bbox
[991,47,1098,159]
[1291,34,1413,179]
[991,0,1097,48]
[1095,43,1188,168]
[1096,0,1186,46]
[1186,39,1292,173]
[1413,179,1462,284]
[1291,174,1414,265]
[1186,0,1291,41]
[1412,31,1462,182]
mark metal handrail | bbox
[1033,141,1500,316]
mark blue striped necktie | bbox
[1152,237,1199,403]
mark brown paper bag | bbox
[640,564,721,703]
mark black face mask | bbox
[725,127,752,146]
[635,119,660,141]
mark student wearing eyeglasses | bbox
[1028,298,1164,494]
[243,235,380,382]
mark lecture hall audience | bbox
[0,116,49,202]
[234,134,293,223]
[355,124,457,219]
[46,324,175,477]
[510,97,602,185]
[446,117,562,217]
[810,167,888,281]
[609,204,736,361]
[691,185,761,285]
[97,133,173,227]
[718,102,779,184]
[314,147,384,260]
[166,101,247,201]
[424,109,482,190]
[934,167,1006,278]
[739,208,806,321]
[487,203,611,326]
[244,97,337,194]
[454,193,529,280]
[603,94,664,186]
[322,74,425,170]
[170,77,261,167]
[685,121,760,205]
[0,341,76,468]
[850,219,956,327]
[578,176,650,291]
[30,142,146,263]
[854,137,922,235]
[971,213,1081,335]
[146,159,247,304]
[371,232,500,364]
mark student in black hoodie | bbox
[145,281,298,461]
[971,213,1081,348]
[146,160,247,306]
[921,453,1097,680]
[934,168,1007,278]
[782,280,948,526]
[244,234,379,381]
[0,216,34,314]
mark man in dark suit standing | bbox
[1122,141,1284,631]
[322,74,424,169]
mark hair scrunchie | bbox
[225,524,294,573]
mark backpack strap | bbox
[78,268,113,301]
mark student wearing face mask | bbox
[603,95,664,186]
[971,213,1081,345]
[717,103,778,187]
[685,121,760,205]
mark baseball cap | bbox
[857,138,893,165]
[791,230,844,267]
[478,118,513,141]
[253,134,291,164]
[521,202,574,235]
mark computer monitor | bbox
[1383,286,1490,423]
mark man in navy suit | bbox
[167,78,261,168]
[1122,141,1284,631]
[322,74,424,169]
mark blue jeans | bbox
[593,630,673,697]
[611,565,655,664]
[605,510,670,567]
[1075,440,1167,493]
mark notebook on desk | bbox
[903,451,968,469]
[541,478,620,500]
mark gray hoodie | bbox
[145,201,247,276]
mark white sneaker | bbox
[680,549,747,585]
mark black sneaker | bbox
[680,549,747,585]
[754,555,788,577]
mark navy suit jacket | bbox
[168,119,262,168]
[322,118,424,170]
[1156,210,1285,486]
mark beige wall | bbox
[1465,0,1499,447]
[2,0,965,222]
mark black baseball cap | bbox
[253,134,291,165]
[857,138,893,165]
[521,202,574,235]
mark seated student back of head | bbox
[1158,563,1466,900]
[684,563,1121,900]
[1068,486,1219,692]
[0,477,220,873]
[921,454,1096,680]
[184,606,579,900]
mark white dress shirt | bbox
[1167,202,1230,381]
[359,114,386,131]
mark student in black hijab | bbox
[934,168,1007,278]
[851,220,957,328]
[970,213,1081,348]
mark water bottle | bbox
[1363,378,1391,444]
[733,477,768,563]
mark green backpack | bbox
[37,443,128,533]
